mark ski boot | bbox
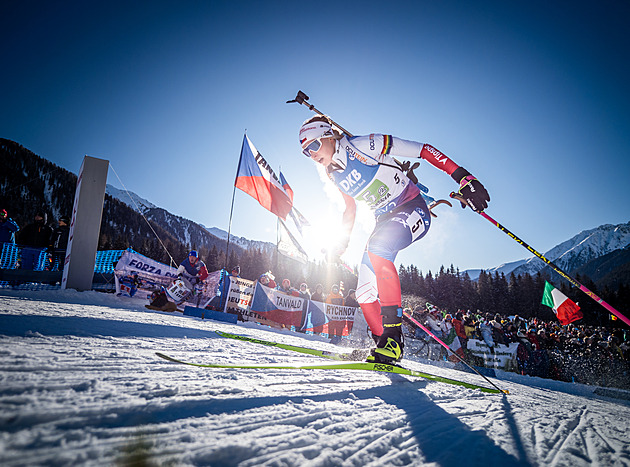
[367,306,404,364]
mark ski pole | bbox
[287,90,354,137]
[403,311,509,394]
[450,192,630,327]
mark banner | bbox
[223,276,255,318]
[302,301,356,337]
[114,249,221,308]
[466,339,519,371]
[248,283,306,328]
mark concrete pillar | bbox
[61,156,109,291]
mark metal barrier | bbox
[0,245,131,289]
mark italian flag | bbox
[541,281,583,325]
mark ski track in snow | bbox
[0,290,629,466]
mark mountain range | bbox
[464,222,630,290]
[1,138,628,290]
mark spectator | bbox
[489,314,507,346]
[176,250,209,288]
[310,283,325,302]
[344,289,359,308]
[146,287,178,312]
[463,314,477,340]
[216,265,240,308]
[0,209,19,245]
[425,309,443,340]
[325,284,344,306]
[326,284,345,343]
[277,278,299,296]
[171,250,209,305]
[440,314,454,340]
[452,312,467,347]
[298,282,311,300]
[410,305,429,340]
[515,329,533,375]
[479,318,495,354]
[528,329,541,351]
[257,272,277,289]
[16,211,52,270]
[49,215,70,270]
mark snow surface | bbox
[1,289,629,466]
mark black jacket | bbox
[17,222,53,248]
[50,225,70,250]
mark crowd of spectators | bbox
[0,208,70,271]
[255,271,359,310]
[406,303,630,388]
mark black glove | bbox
[451,167,490,213]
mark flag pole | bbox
[225,134,246,269]
[450,192,630,327]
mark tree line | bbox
[398,264,630,328]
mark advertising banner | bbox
[467,339,519,371]
[248,283,306,328]
[114,250,221,308]
[223,276,255,319]
[304,301,356,337]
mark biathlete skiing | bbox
[298,115,490,364]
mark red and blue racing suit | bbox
[327,134,460,336]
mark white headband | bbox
[299,120,333,148]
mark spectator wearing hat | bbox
[298,282,311,301]
[516,329,533,375]
[0,209,19,245]
[326,284,344,306]
[277,278,299,296]
[326,284,345,343]
[310,284,325,302]
[344,289,359,308]
[16,211,52,269]
[176,250,209,287]
[49,215,70,270]
[257,272,277,289]
[425,308,443,340]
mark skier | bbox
[299,115,490,363]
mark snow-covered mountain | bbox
[465,258,529,281]
[465,221,630,280]
[510,222,630,277]
[205,226,275,254]
[105,184,157,213]
[107,185,274,254]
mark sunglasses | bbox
[302,131,333,157]
[302,138,325,157]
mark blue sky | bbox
[2,1,629,274]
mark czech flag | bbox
[235,135,294,220]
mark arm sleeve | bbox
[391,138,467,182]
[419,144,460,178]
[353,135,466,182]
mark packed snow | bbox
[1,289,629,466]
